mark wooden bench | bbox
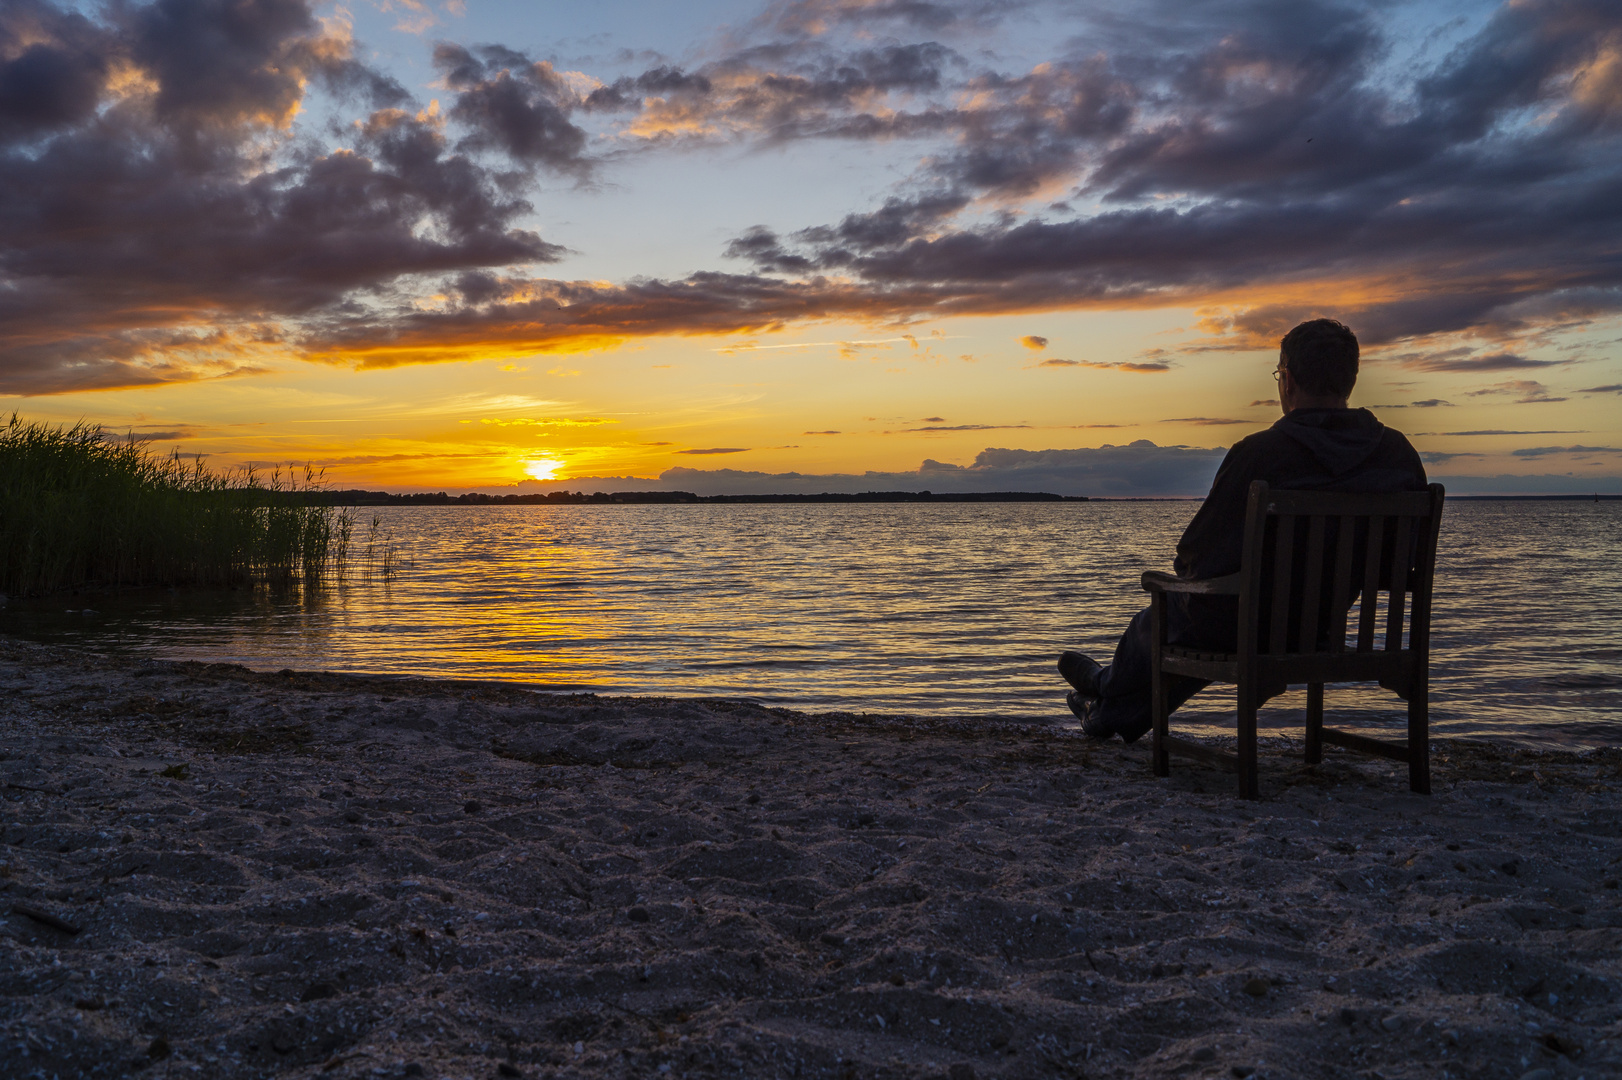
[1141,480,1446,799]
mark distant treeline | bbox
[299,489,1090,506]
[1449,494,1620,501]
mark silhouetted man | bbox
[1059,318,1427,740]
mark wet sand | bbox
[1,636,1619,1080]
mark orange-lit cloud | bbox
[4,0,1622,422]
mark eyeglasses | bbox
[1273,367,1287,383]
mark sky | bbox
[1,0,1620,496]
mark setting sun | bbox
[524,458,565,482]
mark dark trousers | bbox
[1093,607,1209,741]
[1094,605,1290,740]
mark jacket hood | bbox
[1273,408,1387,477]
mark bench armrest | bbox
[1140,570,1242,596]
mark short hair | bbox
[1279,318,1358,398]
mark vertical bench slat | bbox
[1329,514,1356,652]
[1146,480,1444,801]
[1269,515,1296,654]
[1386,515,1412,651]
[1298,514,1327,654]
[1358,516,1385,652]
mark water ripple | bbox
[3,501,1618,746]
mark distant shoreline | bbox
[297,489,1620,505]
[298,489,1094,505]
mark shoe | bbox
[1115,716,1153,744]
[1057,651,1103,697]
[1067,690,1114,739]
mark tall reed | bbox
[0,415,390,595]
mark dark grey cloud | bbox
[1465,380,1567,403]
[1405,353,1561,373]
[1038,358,1170,372]
[586,40,962,145]
[676,447,752,455]
[542,440,1229,496]
[708,0,1622,349]
[900,423,1030,431]
[758,0,1020,36]
[434,44,590,173]
[0,0,561,393]
[1416,429,1584,436]
[1510,445,1622,458]
[0,1,109,143]
[1431,472,1622,495]
[1580,383,1622,393]
[1162,417,1248,426]
[8,0,1622,394]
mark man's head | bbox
[1276,318,1358,411]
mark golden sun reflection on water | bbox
[4,502,1620,745]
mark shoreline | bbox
[2,637,1619,1080]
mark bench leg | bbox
[1152,673,1170,777]
[1305,682,1324,765]
[1237,683,1259,800]
[1408,675,1431,795]
[1149,593,1169,778]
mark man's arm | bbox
[1173,436,1265,581]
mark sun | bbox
[523,457,564,482]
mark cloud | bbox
[758,0,1017,37]
[1036,358,1170,372]
[1019,335,1047,350]
[7,0,1622,392]
[676,447,751,455]
[803,429,841,434]
[901,423,1030,431]
[123,429,196,443]
[714,0,1622,350]
[1417,429,1585,436]
[0,0,561,394]
[1580,383,1622,393]
[1161,417,1250,426]
[586,40,962,146]
[1418,451,1483,465]
[1249,398,1278,407]
[1410,399,1453,408]
[1465,380,1568,403]
[433,43,591,174]
[1430,473,1622,495]
[1510,445,1622,458]
[477,417,613,427]
[1403,353,1561,373]
[540,440,1228,496]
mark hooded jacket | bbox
[1169,407,1427,646]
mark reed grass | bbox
[0,415,392,596]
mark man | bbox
[1059,318,1427,741]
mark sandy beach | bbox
[1,636,1619,1080]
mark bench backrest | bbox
[1237,481,1445,660]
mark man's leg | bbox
[1088,607,1208,742]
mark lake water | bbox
[5,501,1620,746]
